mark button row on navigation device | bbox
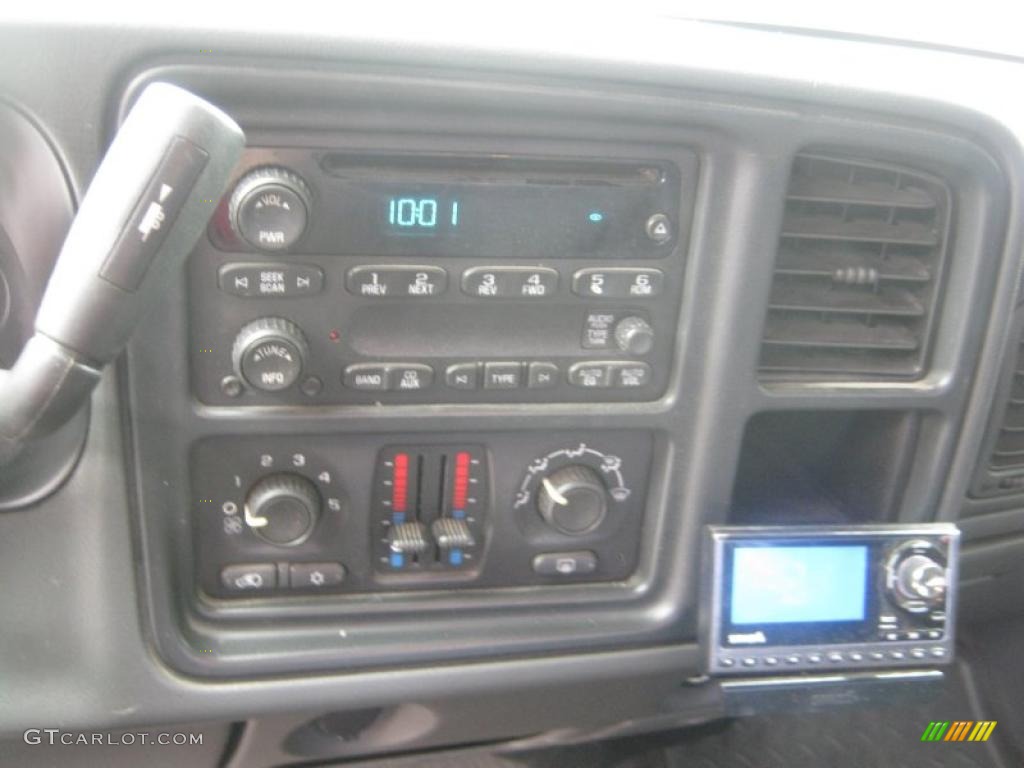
[343,364,433,391]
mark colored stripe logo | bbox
[921,721,996,742]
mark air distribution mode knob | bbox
[537,465,608,535]
[232,317,309,392]
[614,316,655,356]
[228,166,311,251]
[244,473,321,546]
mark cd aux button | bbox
[389,364,433,391]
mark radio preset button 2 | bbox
[484,362,522,390]
[219,263,324,298]
[346,266,448,298]
[572,268,664,299]
[445,363,479,390]
[462,267,559,299]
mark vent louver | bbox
[760,154,951,378]
[985,338,1024,485]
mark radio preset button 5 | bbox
[572,268,664,298]
[462,266,559,298]
[219,263,324,298]
[346,266,448,298]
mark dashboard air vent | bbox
[760,154,951,378]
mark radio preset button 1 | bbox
[346,266,448,298]
[343,364,389,391]
[219,263,324,298]
[445,363,479,390]
[719,657,736,668]
[572,268,664,299]
[462,267,559,299]
[484,362,522,390]
[741,657,757,667]
[527,362,559,389]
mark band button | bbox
[342,364,389,391]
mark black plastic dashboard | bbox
[3,12,1024,763]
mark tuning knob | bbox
[232,317,309,392]
[229,166,311,251]
[537,465,608,534]
[614,316,655,355]
[244,473,321,546]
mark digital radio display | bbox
[729,545,868,625]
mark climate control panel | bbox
[192,431,652,599]
[189,146,695,406]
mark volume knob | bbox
[232,317,309,392]
[229,167,311,251]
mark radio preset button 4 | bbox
[346,266,448,298]
[572,268,664,298]
[462,267,559,298]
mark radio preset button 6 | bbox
[572,268,664,299]
[346,266,448,298]
[219,263,324,298]
[462,267,559,299]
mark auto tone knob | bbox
[228,166,311,251]
[244,473,321,546]
[231,317,309,392]
[537,465,608,535]
[614,316,655,355]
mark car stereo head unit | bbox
[702,524,959,675]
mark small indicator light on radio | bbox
[587,211,605,223]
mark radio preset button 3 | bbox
[462,267,559,299]
[572,268,664,299]
[346,266,448,298]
